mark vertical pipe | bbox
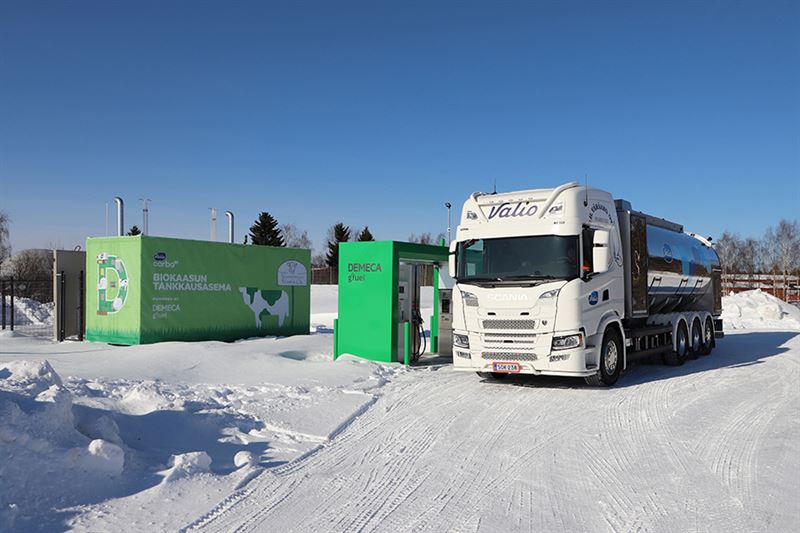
[445,202,452,245]
[404,321,411,366]
[210,208,217,241]
[140,198,150,235]
[1,279,5,330]
[79,270,85,341]
[225,211,234,243]
[58,270,65,341]
[10,277,14,331]
[333,318,339,360]
[113,197,124,236]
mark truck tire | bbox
[689,318,703,359]
[584,328,622,386]
[701,316,714,355]
[663,321,688,366]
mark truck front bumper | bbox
[452,344,597,378]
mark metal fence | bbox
[0,278,54,337]
[722,273,800,302]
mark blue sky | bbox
[1,0,798,254]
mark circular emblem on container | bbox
[663,244,673,264]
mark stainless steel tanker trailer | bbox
[448,182,723,386]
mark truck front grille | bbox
[483,333,537,344]
[482,319,537,330]
[482,352,538,361]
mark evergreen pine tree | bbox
[249,212,285,246]
[127,225,142,236]
[357,226,375,241]
[325,222,351,269]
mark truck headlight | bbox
[538,289,559,300]
[460,291,479,307]
[552,333,583,351]
[454,333,470,348]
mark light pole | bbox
[140,198,151,235]
[444,202,452,245]
[209,208,217,241]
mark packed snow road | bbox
[186,330,799,533]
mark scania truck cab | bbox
[449,182,722,386]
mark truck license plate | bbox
[492,362,521,373]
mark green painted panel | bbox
[86,235,310,345]
[86,237,142,345]
[337,241,396,362]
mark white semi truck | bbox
[448,181,723,386]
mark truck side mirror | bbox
[592,230,611,274]
[448,241,457,278]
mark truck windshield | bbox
[456,235,579,282]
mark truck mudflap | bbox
[714,318,724,338]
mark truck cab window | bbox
[582,228,595,275]
[456,235,579,282]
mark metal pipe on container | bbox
[113,197,124,236]
[225,211,234,243]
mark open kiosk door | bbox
[397,263,423,362]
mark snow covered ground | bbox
[1,289,798,532]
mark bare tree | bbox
[714,231,742,277]
[281,223,313,249]
[771,220,800,299]
[408,232,434,245]
[0,210,10,264]
[5,249,53,280]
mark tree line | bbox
[245,212,376,269]
[714,219,800,283]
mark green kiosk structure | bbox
[334,241,450,364]
[85,235,310,345]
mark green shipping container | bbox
[85,235,310,345]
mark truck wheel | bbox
[663,321,688,366]
[585,329,622,386]
[701,316,714,355]
[689,318,703,359]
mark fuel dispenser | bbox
[335,240,449,365]
[397,263,424,362]
[437,288,453,357]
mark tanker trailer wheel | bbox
[688,318,703,359]
[585,328,622,387]
[663,321,689,366]
[701,316,714,355]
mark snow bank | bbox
[0,360,125,531]
[2,296,54,326]
[722,290,800,331]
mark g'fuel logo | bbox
[347,262,382,283]
[96,252,129,315]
